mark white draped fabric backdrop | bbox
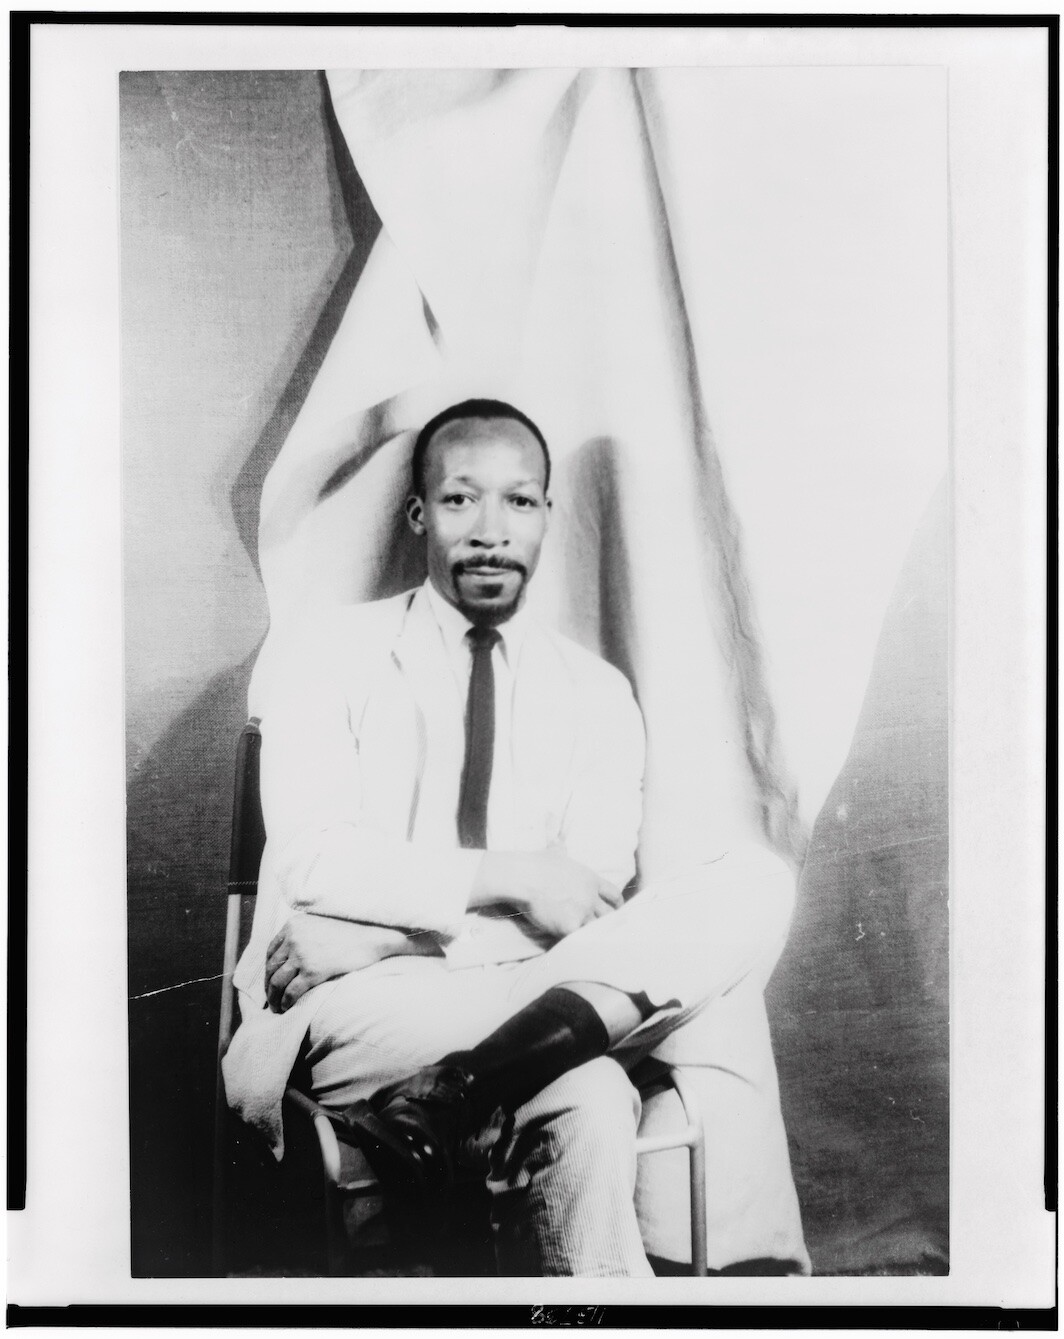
[252,66,947,875]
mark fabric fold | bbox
[253,62,947,874]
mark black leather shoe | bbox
[332,1063,481,1196]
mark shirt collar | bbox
[422,578,528,668]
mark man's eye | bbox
[443,494,471,506]
[510,495,538,508]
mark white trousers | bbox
[305,841,797,1276]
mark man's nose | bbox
[469,499,509,547]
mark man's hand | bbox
[471,850,623,942]
[265,914,441,1013]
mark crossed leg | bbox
[305,960,655,1273]
[305,842,795,1274]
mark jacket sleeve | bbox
[259,617,479,936]
[559,666,646,892]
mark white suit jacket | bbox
[233,584,646,1006]
[224,586,810,1271]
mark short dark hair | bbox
[410,398,551,497]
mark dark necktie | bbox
[457,625,501,849]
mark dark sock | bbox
[441,986,611,1123]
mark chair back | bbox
[216,717,266,1065]
[213,717,267,1275]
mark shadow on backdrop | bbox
[128,654,259,1275]
[767,481,949,1276]
[560,437,639,693]
[230,72,383,572]
[127,72,385,1275]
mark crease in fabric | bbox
[629,69,806,867]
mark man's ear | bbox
[405,494,426,535]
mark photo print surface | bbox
[122,65,948,1279]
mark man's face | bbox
[406,416,550,625]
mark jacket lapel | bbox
[389,588,465,845]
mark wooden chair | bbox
[213,718,708,1277]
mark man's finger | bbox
[266,960,299,1012]
[280,975,310,1013]
[597,880,623,908]
[265,940,290,976]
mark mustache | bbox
[453,557,527,577]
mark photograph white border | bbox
[17,15,1053,1313]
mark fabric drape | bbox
[252,66,946,863]
[245,66,946,1269]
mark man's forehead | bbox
[432,415,537,451]
[426,416,546,477]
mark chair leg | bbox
[306,1104,349,1276]
[661,1066,707,1277]
[687,1124,707,1277]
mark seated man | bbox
[224,398,799,1277]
